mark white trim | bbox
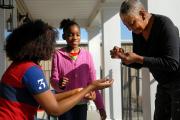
[16,0,32,19]
[101,2,122,9]
[121,40,133,44]
[87,0,102,27]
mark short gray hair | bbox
[120,0,144,15]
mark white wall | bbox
[0,9,6,79]
[0,0,17,79]
[148,0,180,29]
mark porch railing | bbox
[121,64,143,120]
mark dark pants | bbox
[58,104,87,120]
[154,82,180,120]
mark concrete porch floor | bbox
[87,110,100,120]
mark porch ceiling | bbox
[21,0,101,28]
[18,0,122,28]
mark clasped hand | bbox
[110,46,141,65]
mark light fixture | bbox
[6,13,13,32]
[22,13,31,23]
[0,0,14,32]
[18,13,31,24]
[0,0,14,9]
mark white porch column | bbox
[101,4,122,120]
[87,26,102,111]
[141,68,157,120]
[141,68,151,120]
[0,9,6,79]
[88,26,101,80]
[150,73,157,120]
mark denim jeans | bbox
[58,104,87,120]
[154,82,180,120]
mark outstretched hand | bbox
[90,79,113,90]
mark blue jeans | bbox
[154,82,180,120]
[58,104,87,120]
